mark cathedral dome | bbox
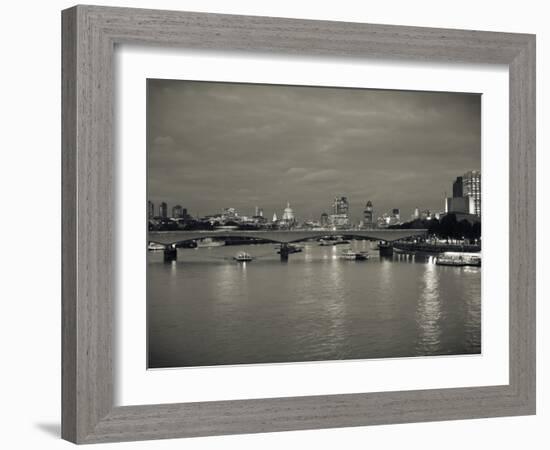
[282,202,294,221]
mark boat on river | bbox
[435,252,481,267]
[275,244,303,254]
[340,249,370,261]
[233,252,253,262]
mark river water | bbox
[148,239,481,368]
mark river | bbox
[147,239,481,368]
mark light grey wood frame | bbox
[62,5,536,444]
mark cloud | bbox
[147,79,480,220]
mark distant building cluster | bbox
[148,170,480,231]
[410,207,439,222]
[328,196,350,228]
[375,208,401,228]
[148,201,189,220]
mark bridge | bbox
[151,229,428,262]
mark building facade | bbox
[333,196,349,216]
[159,202,168,218]
[391,208,400,222]
[281,202,295,223]
[172,204,184,218]
[363,201,374,228]
[462,170,481,216]
[445,170,481,217]
[452,176,463,198]
[329,214,350,228]
[445,197,474,215]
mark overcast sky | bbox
[147,79,480,222]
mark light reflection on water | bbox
[148,241,481,368]
[416,260,443,354]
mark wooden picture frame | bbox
[62,5,536,444]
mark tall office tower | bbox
[147,201,154,219]
[452,176,464,197]
[363,201,374,228]
[172,205,184,218]
[159,202,168,218]
[333,196,349,215]
[462,170,481,216]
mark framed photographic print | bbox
[62,5,536,444]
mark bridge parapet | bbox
[150,229,428,246]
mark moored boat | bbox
[435,252,481,267]
[276,244,303,255]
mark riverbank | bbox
[394,242,481,253]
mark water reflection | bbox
[395,252,416,263]
[303,244,313,263]
[148,242,481,367]
[416,260,443,354]
[463,266,482,351]
[213,260,247,306]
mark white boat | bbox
[435,252,481,267]
[340,249,370,261]
[196,238,225,248]
[233,252,253,262]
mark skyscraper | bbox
[159,202,168,218]
[452,176,464,197]
[363,201,374,228]
[172,205,184,218]
[463,170,481,216]
[320,212,329,227]
[445,170,481,216]
[333,196,349,215]
[147,201,154,219]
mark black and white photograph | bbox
[146,79,482,369]
[2,0,543,447]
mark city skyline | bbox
[147,168,480,225]
[147,79,481,222]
